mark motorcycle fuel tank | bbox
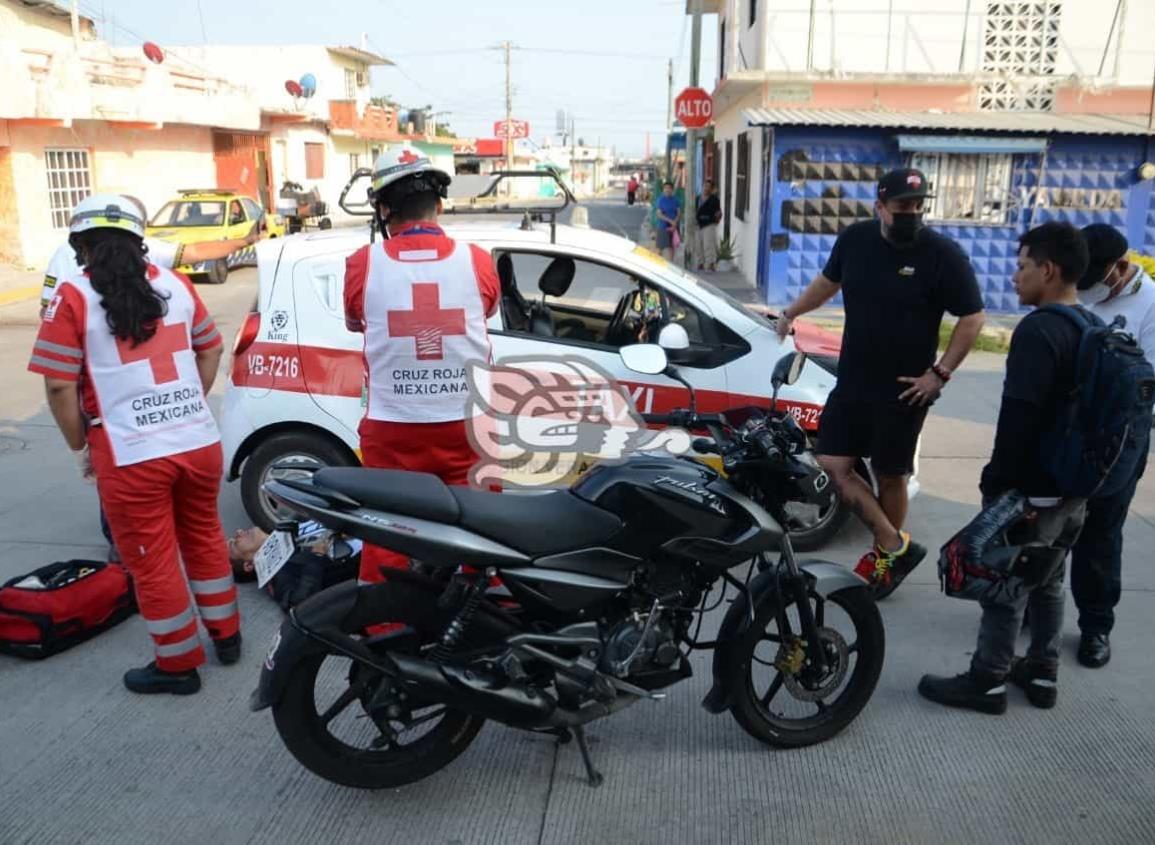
[571,455,782,566]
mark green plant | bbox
[716,236,738,262]
[1128,250,1155,278]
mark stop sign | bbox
[675,87,713,128]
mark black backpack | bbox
[1037,304,1155,498]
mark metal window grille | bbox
[345,69,357,100]
[45,149,92,229]
[349,153,360,176]
[908,152,1017,225]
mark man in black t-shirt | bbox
[776,168,986,596]
[920,222,1089,715]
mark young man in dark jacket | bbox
[919,221,1090,714]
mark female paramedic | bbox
[28,194,240,695]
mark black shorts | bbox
[816,392,928,477]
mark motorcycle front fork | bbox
[758,530,829,675]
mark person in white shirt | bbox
[1069,224,1155,668]
[40,195,256,317]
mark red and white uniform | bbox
[344,222,500,583]
[29,266,239,672]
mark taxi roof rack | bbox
[177,188,238,195]
[337,167,578,244]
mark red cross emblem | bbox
[398,149,420,165]
[116,322,189,384]
[387,284,466,361]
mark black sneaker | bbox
[214,633,242,666]
[1008,657,1058,709]
[917,671,1007,715]
[123,662,201,695]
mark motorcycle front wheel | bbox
[727,585,884,748]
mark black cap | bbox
[877,168,933,202]
[1078,223,1129,289]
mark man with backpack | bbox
[919,221,1154,714]
[1069,225,1155,667]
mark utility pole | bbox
[684,0,703,270]
[70,0,81,50]
[570,114,576,193]
[502,41,514,191]
[665,58,674,180]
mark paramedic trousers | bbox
[358,419,478,585]
[89,427,239,672]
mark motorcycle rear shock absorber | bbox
[430,568,492,664]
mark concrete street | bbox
[1,201,1153,844]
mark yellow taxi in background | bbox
[146,189,286,284]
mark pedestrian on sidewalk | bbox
[1066,224,1155,668]
[694,180,722,271]
[655,181,681,260]
[627,174,639,206]
[920,221,1090,714]
[775,168,986,596]
[29,194,240,695]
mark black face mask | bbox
[887,212,924,246]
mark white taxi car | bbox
[221,216,907,548]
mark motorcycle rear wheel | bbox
[273,649,485,789]
[727,585,884,748]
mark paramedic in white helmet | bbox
[39,195,257,318]
[29,195,240,695]
[343,144,501,586]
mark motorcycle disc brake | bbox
[778,627,850,703]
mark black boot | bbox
[214,633,242,666]
[918,670,1007,715]
[1077,633,1110,668]
[123,662,201,695]
[1008,657,1058,709]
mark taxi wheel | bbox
[241,431,356,532]
[206,258,229,285]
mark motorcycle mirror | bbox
[771,351,807,389]
[657,323,690,351]
[619,343,668,376]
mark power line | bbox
[513,46,670,61]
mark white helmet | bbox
[69,193,146,238]
[370,144,451,199]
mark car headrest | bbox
[539,256,575,297]
[496,253,515,292]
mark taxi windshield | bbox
[151,201,226,228]
[634,246,774,327]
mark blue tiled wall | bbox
[762,129,1153,313]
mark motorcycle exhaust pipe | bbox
[388,652,558,727]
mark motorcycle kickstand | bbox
[571,725,604,788]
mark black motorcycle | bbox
[250,345,885,789]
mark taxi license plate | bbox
[253,530,295,589]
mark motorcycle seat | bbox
[314,468,461,523]
[312,467,623,557]
[451,487,623,557]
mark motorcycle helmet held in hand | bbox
[938,491,1074,604]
